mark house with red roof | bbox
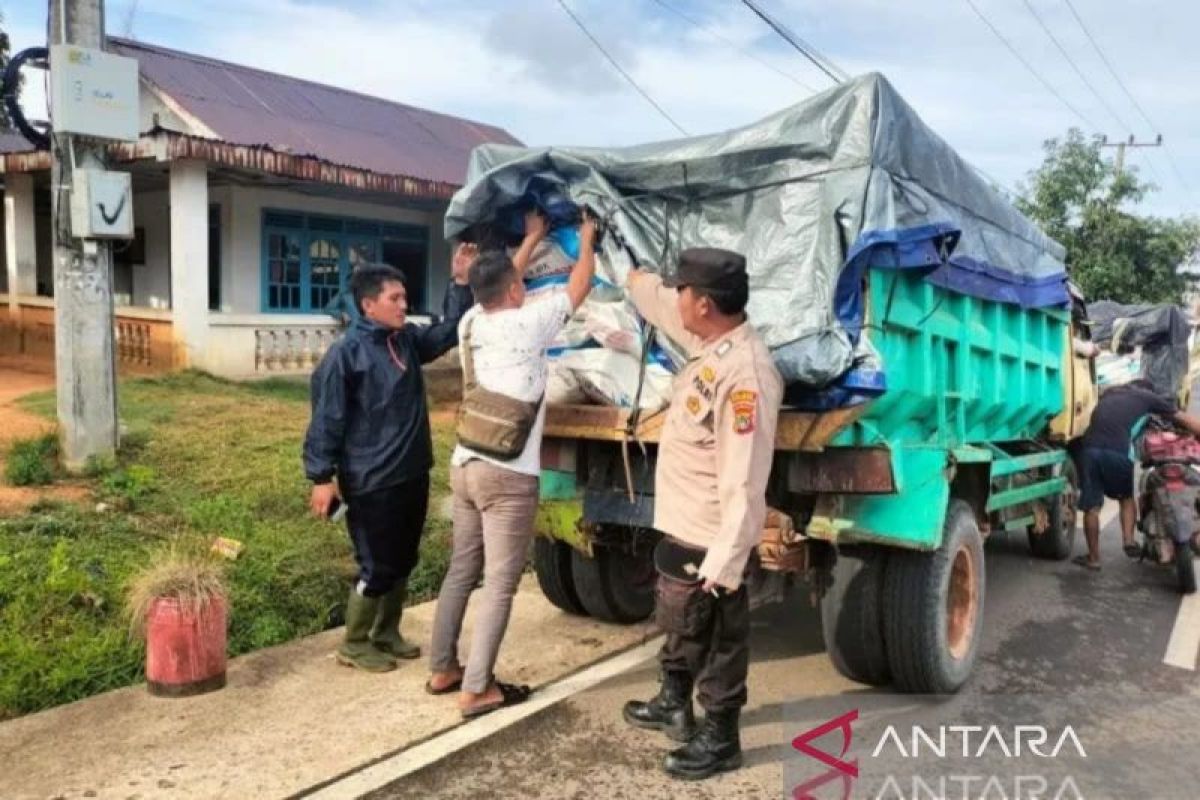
[0,37,519,376]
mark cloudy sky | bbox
[4,0,1196,217]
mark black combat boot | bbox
[622,670,697,742]
[663,708,743,780]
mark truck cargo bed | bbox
[545,403,866,452]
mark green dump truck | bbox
[533,267,1095,694]
[443,74,1095,693]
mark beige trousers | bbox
[429,459,539,693]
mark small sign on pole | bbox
[49,44,139,142]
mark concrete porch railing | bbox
[0,295,179,372]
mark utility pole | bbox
[48,0,119,470]
[1101,133,1163,178]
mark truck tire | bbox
[1027,459,1078,561]
[532,537,588,616]
[571,545,656,623]
[883,499,985,694]
[820,545,891,686]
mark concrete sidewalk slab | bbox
[0,575,656,800]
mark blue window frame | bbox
[260,210,430,313]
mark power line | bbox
[734,0,1018,199]
[961,0,1099,131]
[1060,0,1154,133]
[738,0,848,84]
[1019,0,1131,133]
[649,0,818,94]
[555,0,689,136]
[1060,0,1192,194]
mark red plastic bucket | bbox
[145,594,228,697]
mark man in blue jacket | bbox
[304,247,475,672]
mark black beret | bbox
[663,247,748,291]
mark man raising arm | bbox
[427,215,596,718]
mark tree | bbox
[1017,128,1200,305]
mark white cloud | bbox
[5,0,1197,218]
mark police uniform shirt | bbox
[628,273,784,590]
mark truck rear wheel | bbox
[571,545,656,623]
[1027,459,1078,561]
[532,537,588,616]
[883,499,985,693]
[820,544,891,686]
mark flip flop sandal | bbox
[1123,543,1142,559]
[461,681,533,720]
[425,677,462,696]
[1072,555,1101,571]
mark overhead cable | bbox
[555,0,689,136]
[962,0,1099,130]
[738,0,848,84]
[1020,0,1131,133]
[1060,0,1191,193]
[650,0,818,94]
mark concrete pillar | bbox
[4,172,37,315]
[169,160,210,368]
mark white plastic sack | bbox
[553,348,672,410]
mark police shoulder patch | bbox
[729,389,757,434]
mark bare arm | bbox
[564,215,598,311]
[511,210,549,278]
[1174,412,1200,437]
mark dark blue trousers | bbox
[344,475,430,597]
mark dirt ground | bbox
[0,359,90,514]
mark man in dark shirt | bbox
[303,249,474,671]
[1075,380,1200,570]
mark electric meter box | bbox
[71,170,134,239]
[49,45,140,142]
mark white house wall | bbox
[131,189,172,309]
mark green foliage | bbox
[2,372,457,719]
[0,506,150,720]
[1017,129,1200,305]
[98,465,157,509]
[0,13,12,131]
[5,433,58,487]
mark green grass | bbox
[0,370,457,720]
[4,433,59,486]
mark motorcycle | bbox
[1136,418,1200,594]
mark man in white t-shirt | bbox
[427,210,597,718]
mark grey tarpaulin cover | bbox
[1087,301,1192,399]
[445,73,1068,403]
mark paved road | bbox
[355,511,1200,800]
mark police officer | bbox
[304,247,475,672]
[622,248,783,779]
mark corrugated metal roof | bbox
[0,130,39,154]
[108,37,520,186]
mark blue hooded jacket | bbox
[302,283,473,495]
